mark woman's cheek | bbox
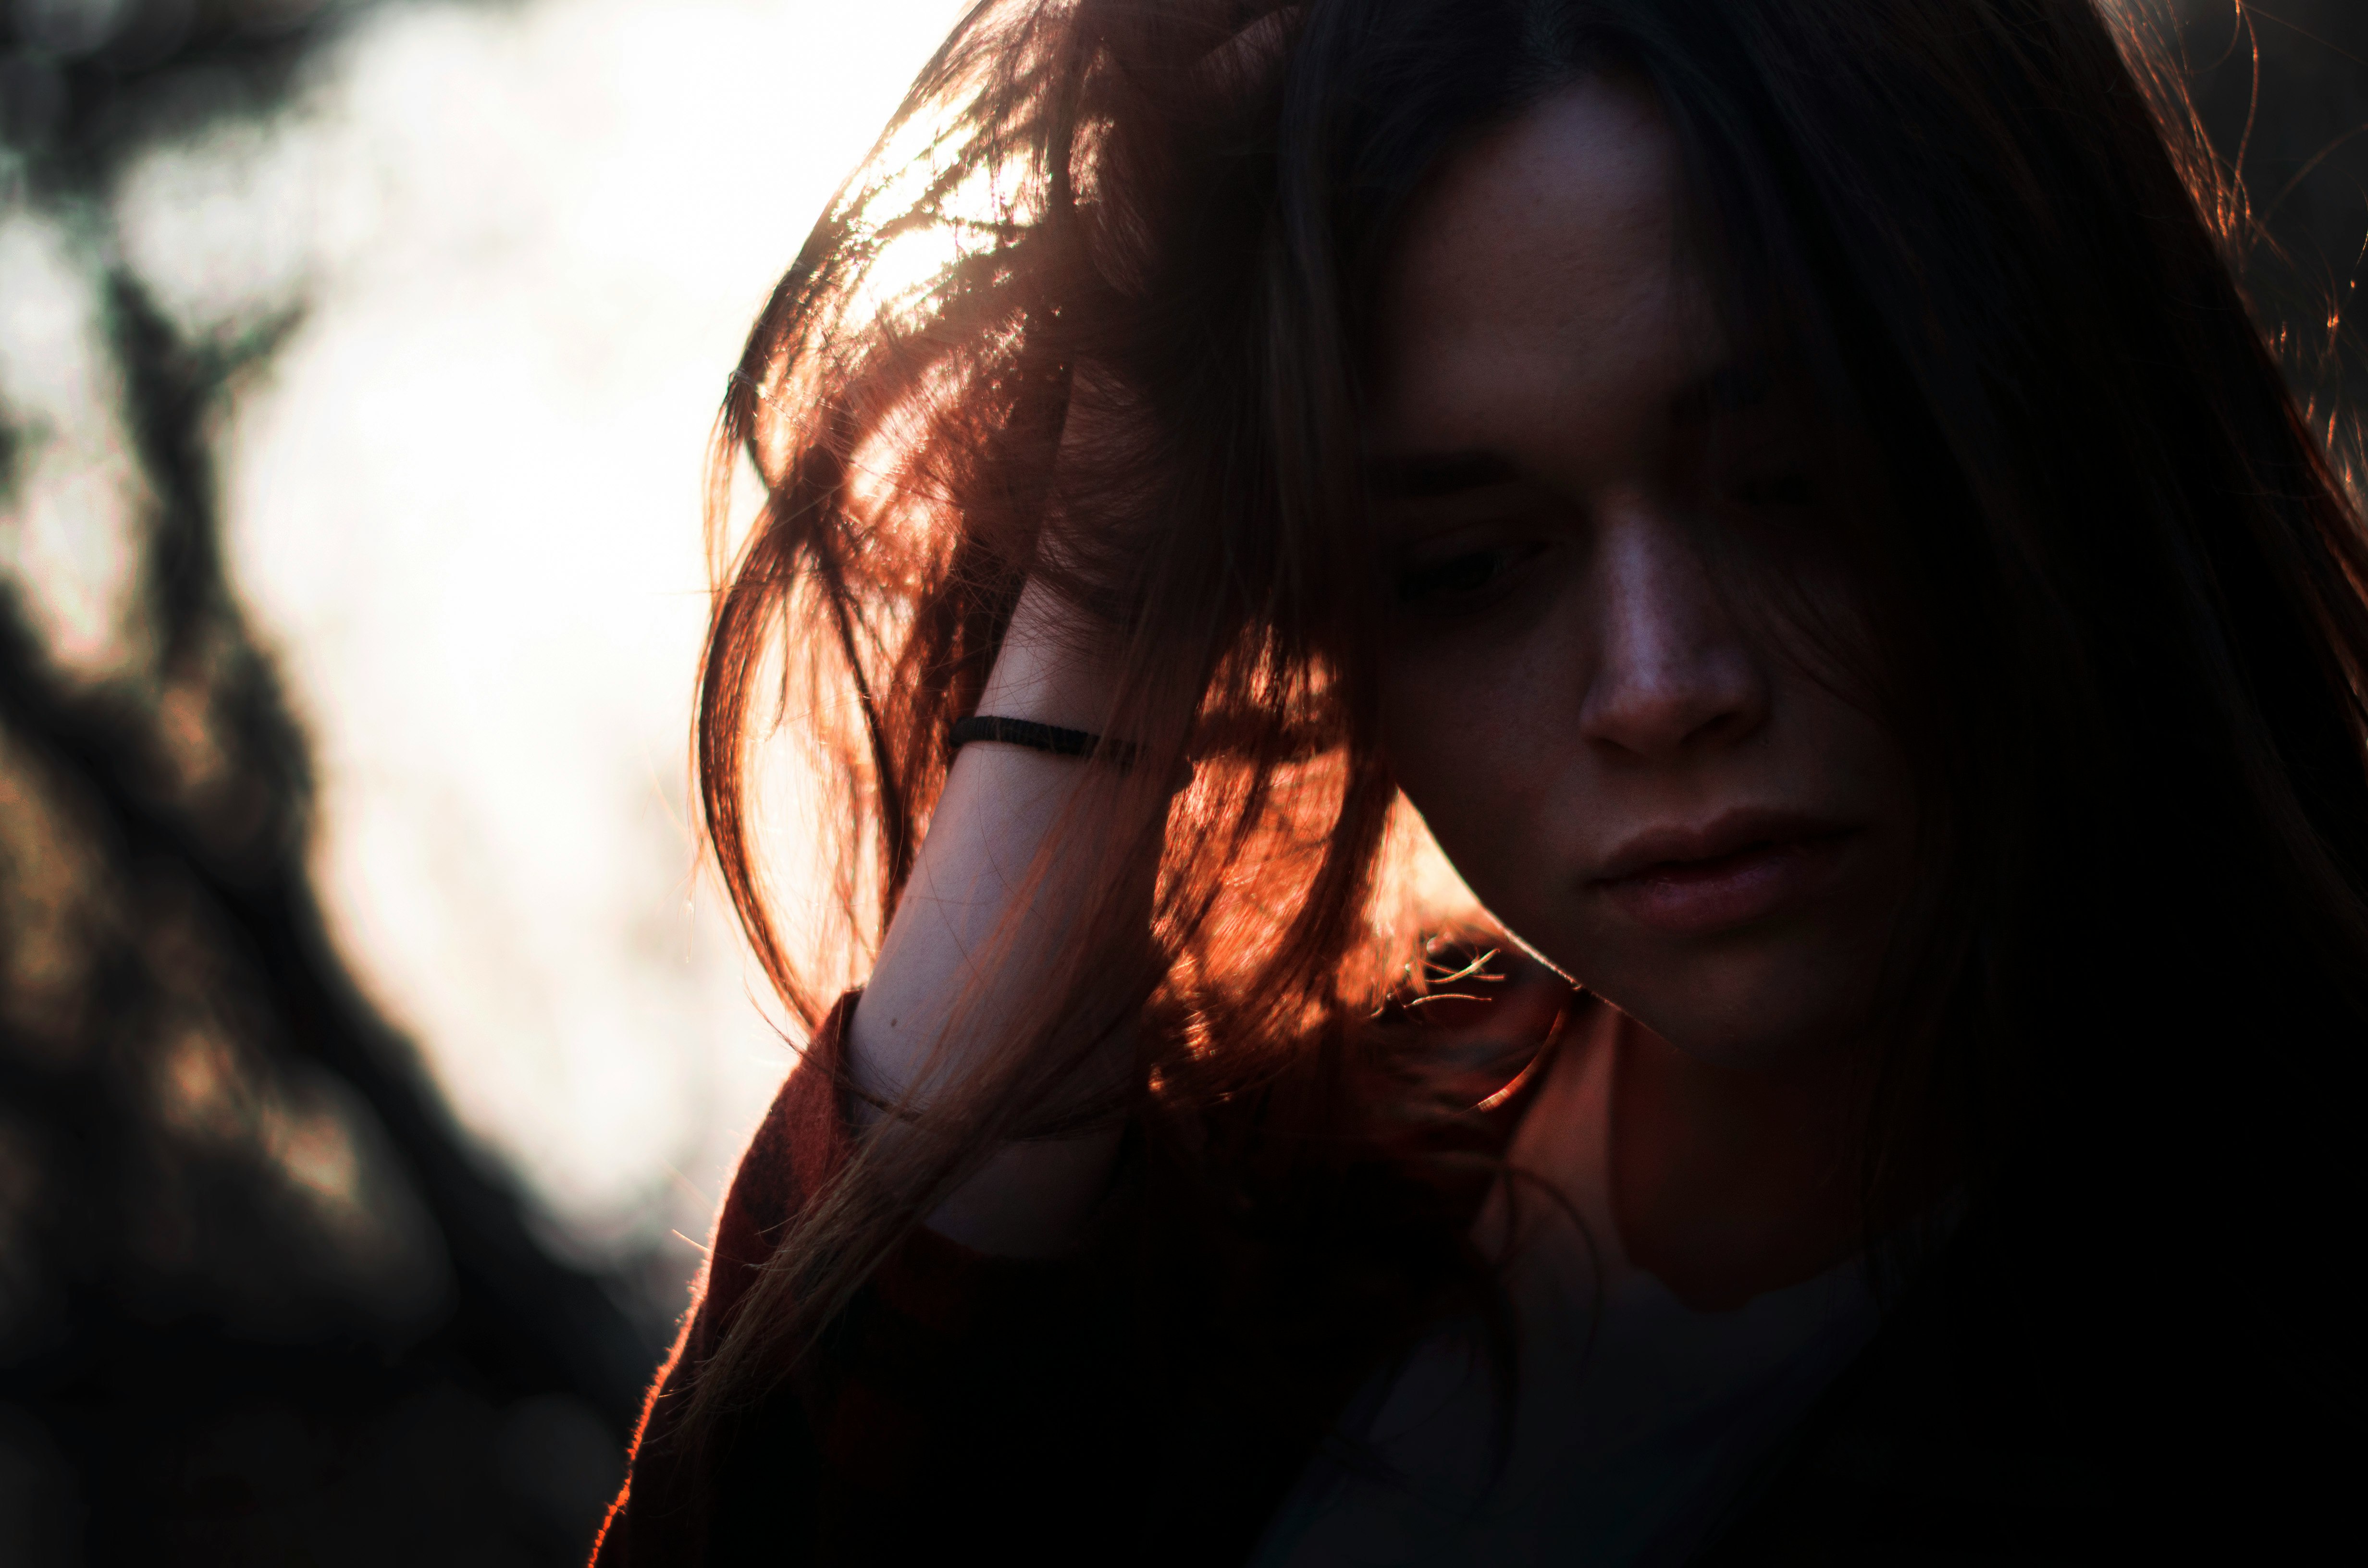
[1386,685,1555,929]
[1382,661,1496,819]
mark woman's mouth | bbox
[1592,813,1856,936]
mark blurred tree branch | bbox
[4,2,654,1562]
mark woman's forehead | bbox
[1386,76,1682,291]
[1370,78,1729,461]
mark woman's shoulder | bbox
[706,994,863,1298]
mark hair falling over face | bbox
[681,0,2368,1446]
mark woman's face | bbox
[1370,77,1919,1075]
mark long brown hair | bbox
[684,0,2368,1448]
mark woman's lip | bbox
[1591,815,1857,936]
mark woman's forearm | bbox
[846,578,1145,1257]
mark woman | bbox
[598,0,2363,1560]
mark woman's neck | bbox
[1606,1008,1869,1311]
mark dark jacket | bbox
[593,996,2348,1566]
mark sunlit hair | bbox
[674,0,2368,1451]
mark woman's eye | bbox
[1394,544,1536,609]
[1733,472,1819,509]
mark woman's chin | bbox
[1578,944,1876,1077]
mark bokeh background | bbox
[1,0,2363,1562]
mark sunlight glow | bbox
[109,0,961,1269]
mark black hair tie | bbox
[950,714,1141,770]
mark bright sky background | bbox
[80,0,956,1270]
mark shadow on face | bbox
[1367,74,1920,1075]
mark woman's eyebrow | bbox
[1368,451,1525,498]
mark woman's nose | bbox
[1577,496,1769,759]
